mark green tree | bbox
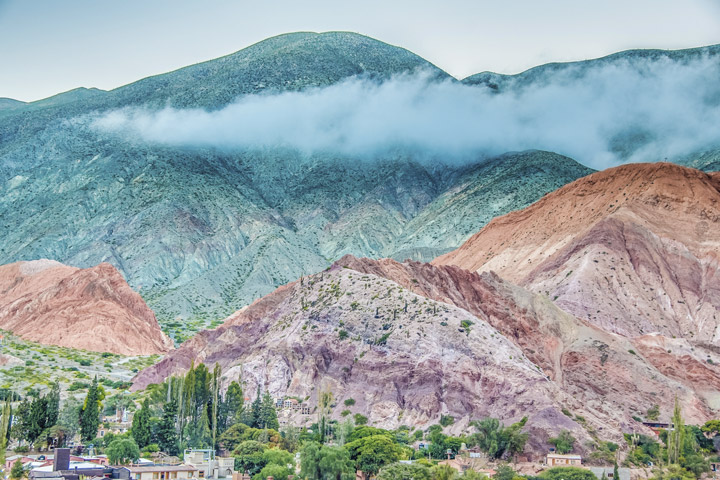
[225,381,244,426]
[259,392,279,430]
[131,398,152,448]
[538,467,597,480]
[157,399,180,456]
[354,413,368,426]
[11,399,30,444]
[701,419,720,437]
[80,377,104,442]
[459,471,488,480]
[470,417,528,459]
[431,464,457,480]
[106,438,141,465]
[317,390,334,444]
[492,465,516,480]
[345,434,402,479]
[667,398,685,465]
[58,397,82,442]
[0,399,11,465]
[300,442,355,480]
[652,464,695,480]
[250,392,262,429]
[548,430,575,454]
[253,464,292,480]
[46,382,61,427]
[377,463,432,480]
[233,440,267,475]
[251,448,294,480]
[10,458,24,480]
[186,405,212,447]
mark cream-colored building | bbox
[184,450,235,479]
[126,465,199,480]
[545,454,582,466]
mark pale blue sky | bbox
[1,0,719,102]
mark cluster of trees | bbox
[5,378,107,451]
[138,362,278,456]
[9,382,61,447]
[218,413,529,480]
[624,400,718,480]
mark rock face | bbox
[434,163,720,417]
[0,260,173,355]
[133,262,611,453]
[335,256,719,424]
[435,163,720,345]
[132,255,720,452]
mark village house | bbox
[588,467,631,480]
[642,422,671,436]
[545,453,582,466]
[183,449,235,479]
[123,465,199,480]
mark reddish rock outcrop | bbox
[335,255,719,424]
[133,264,619,454]
[434,163,720,343]
[0,260,173,355]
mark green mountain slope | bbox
[0,32,593,341]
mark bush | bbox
[14,445,29,454]
[341,409,351,417]
[142,444,160,454]
[354,413,368,426]
[344,398,356,406]
[379,462,432,480]
[338,330,349,340]
[440,415,455,427]
[539,467,597,480]
[548,430,575,454]
[10,459,24,480]
[646,405,660,421]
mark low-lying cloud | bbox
[92,56,720,169]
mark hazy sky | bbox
[1,0,719,102]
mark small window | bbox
[153,474,159,480]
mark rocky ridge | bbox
[0,260,173,355]
[434,163,720,413]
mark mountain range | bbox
[0,32,597,339]
[134,163,720,454]
[1,31,720,452]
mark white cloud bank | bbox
[92,56,720,169]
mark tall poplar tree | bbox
[131,398,152,448]
[80,377,102,442]
[260,392,279,430]
[667,397,685,465]
[157,399,180,456]
[0,399,11,465]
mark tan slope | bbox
[0,260,173,355]
[434,163,720,343]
